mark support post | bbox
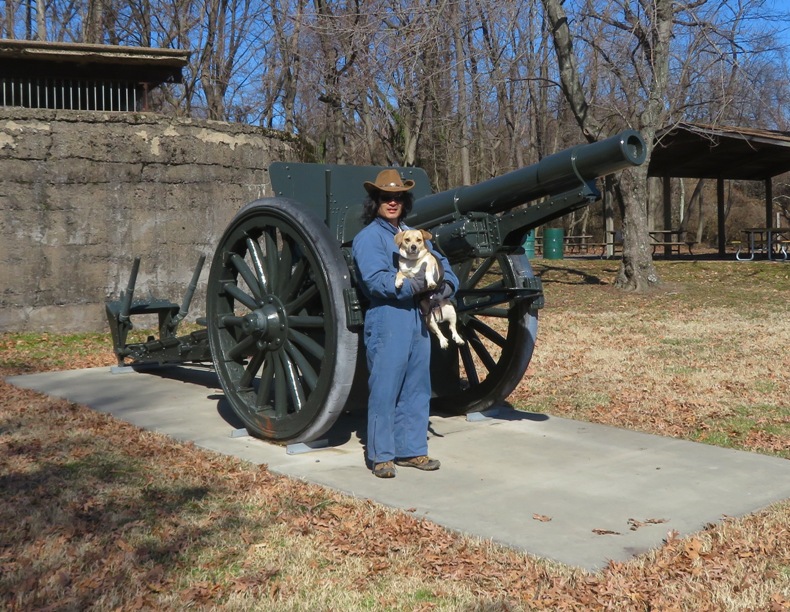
[663,174,672,257]
[717,177,726,257]
[604,176,615,258]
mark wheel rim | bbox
[431,253,538,415]
[206,199,355,441]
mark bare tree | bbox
[450,0,470,184]
[3,0,16,37]
[541,0,785,290]
[264,0,307,131]
[196,0,258,120]
[82,0,104,42]
[8,0,788,220]
[472,1,534,171]
[541,0,669,290]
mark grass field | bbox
[1,258,789,610]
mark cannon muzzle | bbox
[406,130,646,228]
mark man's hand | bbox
[434,280,453,300]
[424,280,454,311]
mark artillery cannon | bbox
[106,130,646,444]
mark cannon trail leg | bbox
[171,254,206,328]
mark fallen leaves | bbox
[628,517,668,531]
[592,529,621,536]
[182,581,223,603]
[2,376,789,610]
[1,260,789,611]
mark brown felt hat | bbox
[363,169,415,195]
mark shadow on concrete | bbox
[433,403,550,423]
[129,366,551,451]
[215,396,246,430]
[132,363,219,388]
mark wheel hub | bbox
[240,296,287,349]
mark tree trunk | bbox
[35,0,44,40]
[614,163,659,290]
[451,0,471,184]
[4,0,14,37]
[83,0,103,43]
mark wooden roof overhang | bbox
[0,39,189,84]
[649,122,790,181]
[647,123,790,254]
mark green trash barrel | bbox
[543,228,565,260]
[523,229,536,258]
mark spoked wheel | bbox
[431,252,538,415]
[206,198,358,443]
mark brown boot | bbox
[394,456,440,471]
[372,460,396,478]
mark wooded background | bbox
[4,0,790,287]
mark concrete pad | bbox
[7,366,790,571]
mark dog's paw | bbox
[395,272,405,289]
[438,337,449,349]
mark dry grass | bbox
[523,259,790,459]
[1,258,789,611]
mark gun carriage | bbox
[106,130,646,444]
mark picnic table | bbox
[649,229,695,256]
[735,228,788,261]
[563,234,594,254]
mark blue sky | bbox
[766,0,790,47]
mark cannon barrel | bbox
[406,129,646,228]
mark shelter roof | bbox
[0,39,189,84]
[648,122,790,181]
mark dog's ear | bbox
[394,231,405,247]
[421,229,433,241]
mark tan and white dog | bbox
[394,229,464,349]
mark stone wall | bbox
[0,108,298,332]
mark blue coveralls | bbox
[352,217,459,465]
